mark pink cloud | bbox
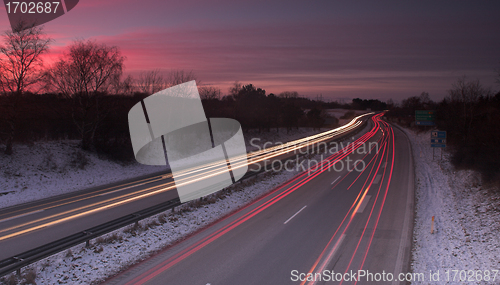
[14,0,498,100]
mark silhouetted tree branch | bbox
[0,21,51,154]
[45,40,125,150]
[137,69,166,95]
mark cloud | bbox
[23,0,500,100]
[81,17,497,99]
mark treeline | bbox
[0,92,139,160]
[0,23,388,161]
[386,77,500,185]
[0,85,388,161]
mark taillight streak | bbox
[340,123,393,284]
[125,115,381,285]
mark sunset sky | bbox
[1,0,499,101]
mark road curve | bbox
[0,114,372,263]
[104,114,414,285]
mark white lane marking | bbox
[356,195,372,213]
[284,206,307,224]
[383,162,387,169]
[0,210,44,223]
[309,234,346,285]
[331,176,341,185]
[373,174,382,184]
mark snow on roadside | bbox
[0,141,166,209]
[2,154,316,285]
[0,128,328,210]
[1,123,369,285]
[401,127,500,284]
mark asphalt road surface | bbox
[0,114,372,263]
[105,113,414,285]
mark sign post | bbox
[431,131,446,160]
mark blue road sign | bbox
[416,121,435,126]
[431,131,446,139]
[431,131,446,148]
[431,143,446,148]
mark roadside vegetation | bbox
[385,77,500,188]
[0,23,387,163]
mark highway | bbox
[0,113,372,265]
[105,113,415,285]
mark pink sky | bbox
[1,0,499,101]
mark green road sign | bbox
[415,110,435,121]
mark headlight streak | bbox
[330,114,386,193]
[343,118,386,191]
[0,113,373,241]
[170,117,366,183]
[1,114,368,224]
[166,113,370,180]
[0,175,170,221]
[122,114,384,285]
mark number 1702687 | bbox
[5,2,61,14]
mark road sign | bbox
[415,110,435,121]
[431,131,446,139]
[416,121,435,126]
[431,138,446,144]
[431,131,446,148]
[431,143,446,148]
[430,130,446,160]
[416,110,435,126]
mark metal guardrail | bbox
[0,198,181,277]
[0,115,370,278]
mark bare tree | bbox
[279,91,299,99]
[229,81,242,97]
[167,69,197,86]
[110,74,135,95]
[45,40,125,150]
[0,22,51,94]
[120,75,135,95]
[448,77,486,104]
[401,96,422,110]
[46,40,124,96]
[136,69,197,95]
[0,21,51,154]
[137,69,166,95]
[199,86,221,100]
[419,91,430,103]
[386,98,396,109]
[447,76,491,141]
